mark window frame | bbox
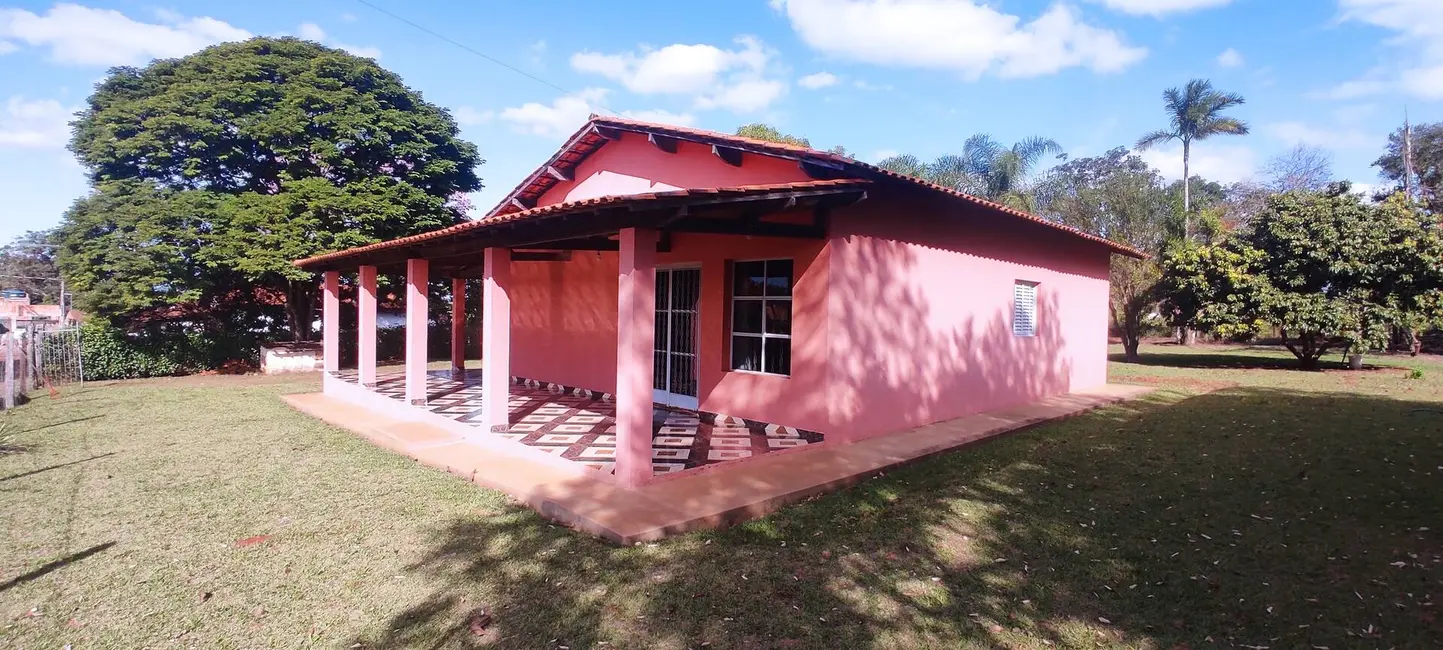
[1013,280,1039,338]
[727,258,794,377]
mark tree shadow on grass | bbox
[347,386,1443,649]
[1110,350,1356,371]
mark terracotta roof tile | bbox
[486,115,1148,259]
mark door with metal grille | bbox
[653,267,700,410]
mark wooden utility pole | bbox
[1404,108,1416,202]
[3,316,14,410]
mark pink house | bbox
[295,116,1143,491]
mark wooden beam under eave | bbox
[670,218,824,239]
[509,197,533,212]
[544,165,571,182]
[593,125,622,141]
[648,133,679,154]
[712,145,743,167]
[799,159,847,180]
[512,251,573,262]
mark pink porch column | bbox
[615,227,658,488]
[451,277,466,379]
[405,258,430,405]
[481,248,511,433]
[357,265,378,386]
[322,271,339,374]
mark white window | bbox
[1013,281,1038,337]
[729,260,792,375]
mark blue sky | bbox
[1,0,1439,243]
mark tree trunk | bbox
[1182,138,1192,238]
[1121,308,1142,362]
[285,279,314,342]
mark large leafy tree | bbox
[1263,144,1334,193]
[878,134,1062,211]
[59,37,482,339]
[1037,147,1173,360]
[735,123,811,147]
[1135,79,1249,235]
[734,123,849,156]
[1158,186,1443,369]
[0,230,62,303]
[1375,121,1443,212]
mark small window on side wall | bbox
[730,259,793,375]
[1013,281,1038,337]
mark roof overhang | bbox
[485,116,1148,259]
[293,179,871,275]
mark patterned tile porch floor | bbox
[332,369,824,475]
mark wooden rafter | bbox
[711,145,743,167]
[648,133,679,154]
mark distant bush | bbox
[1408,368,1425,380]
[80,322,258,380]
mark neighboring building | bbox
[0,290,81,331]
[294,116,1144,489]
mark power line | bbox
[0,275,63,282]
[351,0,619,116]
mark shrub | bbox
[80,322,258,380]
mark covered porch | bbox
[332,368,822,475]
[299,179,867,487]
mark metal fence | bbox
[2,319,83,410]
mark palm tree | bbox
[878,134,1063,211]
[1135,79,1249,236]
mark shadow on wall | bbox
[346,385,1443,648]
[824,227,1079,440]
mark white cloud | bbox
[500,88,609,139]
[771,0,1146,80]
[853,79,893,91]
[294,22,381,59]
[1136,142,1258,184]
[869,149,899,162]
[1216,48,1244,68]
[527,39,547,67]
[0,40,16,54]
[1088,0,1234,16]
[452,106,495,126]
[0,4,250,66]
[570,36,788,112]
[620,109,696,126]
[1265,121,1376,151]
[0,96,75,149]
[298,22,326,41]
[1331,103,1378,123]
[1332,0,1443,100]
[798,71,840,89]
[693,79,787,112]
[1317,75,1391,100]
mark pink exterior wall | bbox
[508,231,833,433]
[536,135,812,206]
[825,186,1112,440]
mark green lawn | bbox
[2,345,1441,649]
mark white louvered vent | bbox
[1013,281,1038,337]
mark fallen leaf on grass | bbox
[466,608,492,636]
[235,535,271,548]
